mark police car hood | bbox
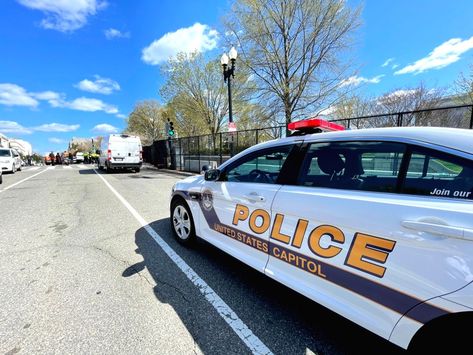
[175,174,204,190]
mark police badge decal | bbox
[201,189,214,211]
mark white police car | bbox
[170,119,473,351]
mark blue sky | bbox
[1,0,473,154]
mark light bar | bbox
[288,118,345,132]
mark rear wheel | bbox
[171,199,195,245]
[135,167,140,173]
[105,162,112,174]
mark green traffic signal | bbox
[168,120,175,137]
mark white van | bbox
[97,134,142,173]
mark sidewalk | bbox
[142,163,197,177]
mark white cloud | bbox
[0,83,118,114]
[64,97,118,114]
[395,36,473,75]
[392,64,399,70]
[104,28,129,39]
[0,83,38,107]
[0,121,32,134]
[116,113,127,119]
[34,123,80,132]
[142,22,219,65]
[75,75,120,95]
[92,123,118,134]
[382,58,395,67]
[340,75,384,87]
[17,0,107,32]
[48,137,67,144]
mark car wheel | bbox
[171,199,195,245]
[135,167,140,173]
[0,174,2,184]
[105,163,112,174]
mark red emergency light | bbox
[288,118,345,135]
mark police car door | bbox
[266,139,473,342]
[198,144,295,272]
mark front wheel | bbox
[171,199,195,245]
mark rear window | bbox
[298,141,405,193]
[0,149,10,157]
[403,150,473,200]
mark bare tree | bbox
[455,63,473,105]
[125,100,167,145]
[224,0,361,129]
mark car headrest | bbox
[344,152,365,177]
[317,150,345,175]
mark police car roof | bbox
[253,126,473,155]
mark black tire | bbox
[0,174,2,184]
[105,162,112,174]
[170,198,195,245]
[135,167,140,173]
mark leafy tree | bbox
[125,100,168,145]
[224,0,361,129]
[161,52,254,144]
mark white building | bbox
[0,134,33,155]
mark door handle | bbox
[244,192,266,203]
[401,219,473,241]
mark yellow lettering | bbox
[308,225,345,258]
[270,214,291,244]
[232,204,249,226]
[345,233,396,278]
[249,209,271,234]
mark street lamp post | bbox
[221,46,238,156]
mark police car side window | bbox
[403,150,473,200]
[225,145,292,184]
[298,141,405,192]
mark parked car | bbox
[170,122,473,352]
[0,148,22,173]
[97,134,142,173]
[75,152,84,163]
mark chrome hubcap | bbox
[173,205,191,239]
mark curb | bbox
[142,164,197,177]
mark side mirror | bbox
[204,169,221,181]
[96,149,101,154]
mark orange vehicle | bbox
[44,154,53,165]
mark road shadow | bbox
[78,169,99,175]
[127,218,405,355]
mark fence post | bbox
[256,128,259,144]
[470,106,473,129]
[197,137,200,173]
[347,119,351,129]
[397,113,403,127]
[219,133,222,165]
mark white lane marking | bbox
[0,168,48,193]
[94,169,273,355]
[47,166,55,170]
[63,165,72,169]
[27,166,40,171]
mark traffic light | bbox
[168,120,175,137]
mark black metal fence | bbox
[143,104,473,173]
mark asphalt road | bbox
[0,165,406,355]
